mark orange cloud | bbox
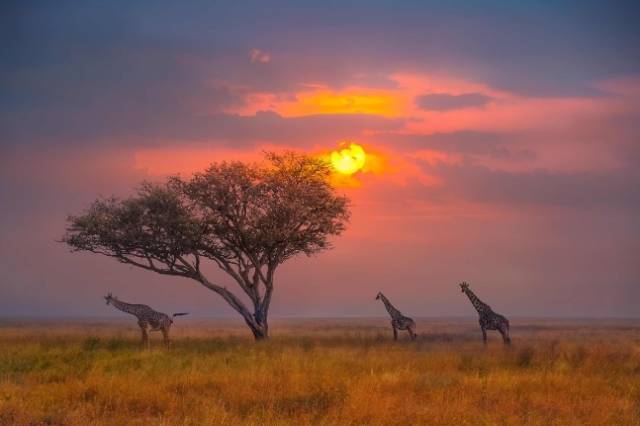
[229,73,502,119]
[279,89,405,116]
[231,86,407,117]
[143,72,627,186]
[231,72,609,139]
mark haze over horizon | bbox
[1,1,639,319]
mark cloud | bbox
[6,1,639,100]
[249,48,271,63]
[2,106,403,163]
[191,111,403,145]
[428,162,640,209]
[1,66,401,148]
[372,131,535,161]
[415,93,493,111]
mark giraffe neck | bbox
[379,294,402,319]
[464,289,490,314]
[110,298,139,316]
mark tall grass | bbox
[0,318,638,425]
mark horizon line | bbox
[0,315,639,321]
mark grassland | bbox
[0,318,639,425]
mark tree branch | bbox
[195,272,258,328]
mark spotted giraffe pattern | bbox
[459,282,511,345]
[105,293,188,348]
[375,292,417,340]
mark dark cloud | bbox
[426,162,640,209]
[0,16,402,149]
[3,1,640,106]
[195,111,403,145]
[374,131,536,161]
[1,107,402,148]
[415,93,493,111]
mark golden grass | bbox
[0,318,639,425]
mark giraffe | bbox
[104,293,188,349]
[375,292,417,340]
[459,282,511,345]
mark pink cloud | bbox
[249,48,271,64]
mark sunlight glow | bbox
[331,143,367,175]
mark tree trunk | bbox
[248,291,270,340]
[196,272,271,340]
[247,317,269,340]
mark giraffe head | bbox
[104,292,114,305]
[375,292,382,301]
[459,282,470,293]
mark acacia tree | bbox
[63,152,350,340]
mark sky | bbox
[1,1,639,318]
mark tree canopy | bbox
[63,152,350,339]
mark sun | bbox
[330,142,366,175]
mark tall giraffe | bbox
[375,292,417,340]
[459,282,511,345]
[105,293,188,349]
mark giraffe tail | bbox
[172,312,189,317]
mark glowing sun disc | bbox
[331,143,366,175]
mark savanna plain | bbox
[0,318,639,425]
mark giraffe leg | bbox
[481,326,487,345]
[161,327,171,349]
[408,325,417,341]
[392,326,398,341]
[500,324,511,346]
[138,321,150,350]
